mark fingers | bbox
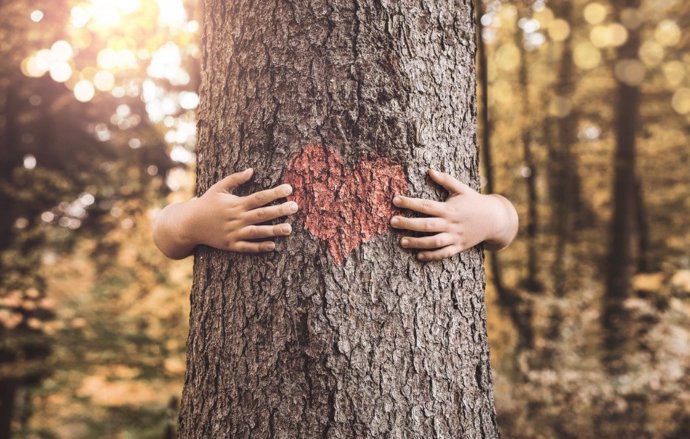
[242,183,292,209]
[244,201,299,224]
[212,168,254,193]
[418,244,461,261]
[428,169,472,195]
[237,223,292,240]
[229,240,276,253]
[400,233,454,250]
[392,195,445,217]
[390,215,447,233]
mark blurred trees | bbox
[479,0,690,437]
[1,0,198,437]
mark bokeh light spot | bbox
[30,10,44,23]
[49,62,73,83]
[663,61,685,87]
[671,88,690,115]
[23,154,37,170]
[584,2,607,25]
[51,40,74,61]
[574,42,601,70]
[639,41,665,67]
[548,19,571,42]
[620,8,642,30]
[614,59,646,86]
[533,7,554,28]
[655,20,681,47]
[74,80,96,102]
[93,70,115,91]
[495,43,521,72]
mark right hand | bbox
[182,168,299,252]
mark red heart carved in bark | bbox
[282,144,409,265]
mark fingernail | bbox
[283,184,293,196]
[390,216,399,226]
[401,238,409,246]
[246,168,253,174]
[393,196,401,205]
[289,202,298,211]
[283,224,292,234]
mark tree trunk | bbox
[0,380,16,439]
[516,13,542,295]
[179,1,499,438]
[549,0,577,299]
[476,0,506,298]
[602,0,641,372]
[634,172,651,273]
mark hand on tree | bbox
[152,168,298,259]
[390,169,518,261]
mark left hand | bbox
[390,169,517,261]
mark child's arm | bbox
[152,168,298,260]
[389,169,518,261]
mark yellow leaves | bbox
[670,270,690,295]
[498,4,518,29]
[533,7,554,28]
[0,289,23,307]
[671,88,690,115]
[584,2,608,25]
[26,287,40,298]
[632,272,665,293]
[632,269,690,296]
[573,42,601,70]
[77,375,163,407]
[0,310,23,329]
[495,43,521,72]
[164,357,186,375]
[654,20,681,47]
[663,61,686,87]
[548,19,571,42]
[639,41,665,67]
[589,23,628,48]
[490,80,514,106]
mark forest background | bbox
[1,0,689,438]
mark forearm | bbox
[152,199,198,260]
[483,194,518,252]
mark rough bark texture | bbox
[179,1,499,437]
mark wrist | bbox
[483,194,517,251]
[177,197,200,248]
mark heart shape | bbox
[282,144,409,265]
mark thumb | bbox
[211,168,254,193]
[428,169,472,195]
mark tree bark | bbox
[179,1,499,437]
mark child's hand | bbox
[153,168,298,259]
[390,169,518,261]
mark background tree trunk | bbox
[179,1,499,437]
[602,0,642,373]
[477,0,506,300]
